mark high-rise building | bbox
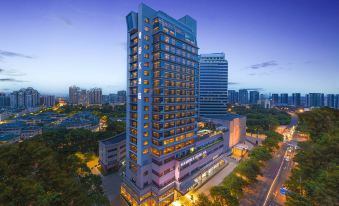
[335,94,339,109]
[123,4,199,205]
[280,93,288,105]
[228,90,238,104]
[292,93,301,107]
[41,95,55,107]
[78,89,89,106]
[307,93,324,107]
[0,93,10,108]
[117,90,127,103]
[199,53,228,117]
[8,88,39,109]
[238,89,248,105]
[271,93,279,105]
[249,91,259,104]
[69,86,80,105]
[326,94,335,108]
[89,88,102,105]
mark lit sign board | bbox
[180,150,207,167]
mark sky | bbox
[0,0,338,96]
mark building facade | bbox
[238,89,248,105]
[326,94,335,108]
[228,90,238,104]
[89,88,103,105]
[280,93,288,105]
[249,91,259,104]
[99,133,126,172]
[198,53,228,117]
[307,93,324,107]
[292,93,301,107]
[271,93,279,106]
[123,4,200,205]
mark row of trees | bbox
[195,131,283,206]
[285,108,339,206]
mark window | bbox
[144,131,149,137]
[144,44,149,50]
[144,35,150,41]
[144,106,149,111]
[144,80,149,85]
[144,114,149,120]
[144,123,149,128]
[144,26,150,32]
[145,18,150,23]
[143,149,149,154]
[144,97,149,102]
[144,88,150,94]
[144,70,150,76]
[143,141,149,146]
[144,62,150,67]
[144,53,150,59]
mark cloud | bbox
[228,82,239,85]
[242,88,265,91]
[248,60,278,70]
[0,68,26,76]
[0,78,27,83]
[0,50,33,59]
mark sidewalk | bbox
[195,160,238,196]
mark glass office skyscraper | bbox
[122,4,199,206]
[198,53,228,117]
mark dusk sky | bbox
[0,0,338,96]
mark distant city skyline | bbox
[0,0,338,95]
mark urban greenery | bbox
[195,130,283,206]
[231,105,291,132]
[0,111,126,205]
[285,108,339,206]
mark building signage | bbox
[180,150,207,167]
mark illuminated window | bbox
[144,70,150,76]
[144,45,149,50]
[144,97,149,102]
[144,141,149,146]
[144,88,150,94]
[144,123,149,128]
[144,80,149,85]
[144,62,149,67]
[144,26,150,32]
[144,53,150,59]
[144,114,149,120]
[145,18,150,23]
[144,35,150,41]
[143,149,149,154]
[144,131,149,137]
[144,106,149,111]
[165,36,170,43]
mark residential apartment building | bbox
[292,93,301,107]
[198,53,228,117]
[306,93,324,108]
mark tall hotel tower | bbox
[121,4,199,206]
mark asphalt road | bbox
[239,142,288,206]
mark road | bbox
[240,113,298,206]
[266,142,296,206]
[239,142,289,206]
